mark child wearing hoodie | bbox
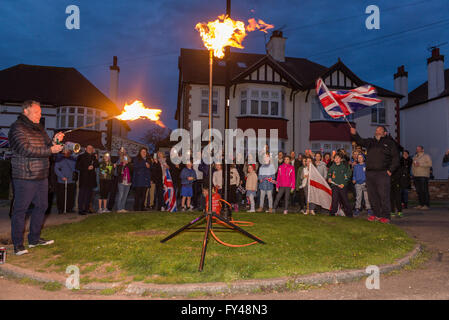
[257,154,276,213]
[352,153,372,217]
[327,154,352,217]
[273,155,296,214]
[245,165,258,212]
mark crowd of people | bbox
[7,100,441,256]
[40,130,432,225]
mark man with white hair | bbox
[412,146,432,210]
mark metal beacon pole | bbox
[160,51,264,272]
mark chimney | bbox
[266,30,286,62]
[427,47,445,99]
[394,65,408,106]
[109,56,120,104]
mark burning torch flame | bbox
[246,18,274,33]
[116,100,165,127]
[195,14,247,59]
[195,15,274,59]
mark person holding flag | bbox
[350,126,400,223]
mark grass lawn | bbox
[7,211,415,285]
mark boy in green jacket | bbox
[327,154,353,217]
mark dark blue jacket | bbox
[132,157,151,187]
[353,163,367,184]
[180,167,196,186]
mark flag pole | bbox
[343,116,353,129]
[306,163,310,214]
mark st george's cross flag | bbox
[163,167,177,212]
[306,163,332,210]
[306,163,345,215]
[315,78,382,119]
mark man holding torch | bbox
[8,100,65,255]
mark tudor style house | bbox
[176,30,402,155]
[397,47,449,180]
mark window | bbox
[68,115,75,127]
[261,101,269,115]
[250,100,259,114]
[77,115,84,127]
[61,115,66,128]
[240,88,282,118]
[371,101,386,124]
[271,101,279,116]
[200,89,218,115]
[311,96,354,122]
[56,106,104,129]
[240,90,247,115]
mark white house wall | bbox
[400,97,449,179]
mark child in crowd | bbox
[257,154,276,213]
[245,164,258,212]
[212,163,223,197]
[327,154,352,217]
[98,153,114,213]
[274,155,296,215]
[352,154,372,217]
[180,161,196,211]
[229,164,240,212]
[300,156,315,215]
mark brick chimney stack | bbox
[394,65,408,106]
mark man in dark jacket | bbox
[75,145,99,215]
[9,100,64,255]
[350,126,400,223]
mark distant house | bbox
[397,48,449,179]
[176,30,402,156]
[0,58,145,156]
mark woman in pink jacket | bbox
[273,155,296,214]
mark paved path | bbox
[0,205,448,300]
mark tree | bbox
[143,122,171,154]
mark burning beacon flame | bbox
[195,15,247,59]
[246,18,274,33]
[195,15,274,59]
[116,100,165,127]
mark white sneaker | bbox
[303,210,308,215]
[247,209,255,213]
[98,208,104,213]
[103,209,111,213]
[421,205,430,210]
[310,210,316,216]
[161,207,166,211]
[283,210,288,215]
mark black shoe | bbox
[78,211,87,215]
[14,245,29,256]
[29,238,54,248]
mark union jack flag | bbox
[0,130,9,148]
[316,78,382,119]
[163,168,177,212]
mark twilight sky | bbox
[1,0,448,143]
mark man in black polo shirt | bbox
[350,126,399,223]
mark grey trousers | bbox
[274,187,291,211]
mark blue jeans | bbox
[11,179,48,248]
[116,183,131,211]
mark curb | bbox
[0,244,422,296]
